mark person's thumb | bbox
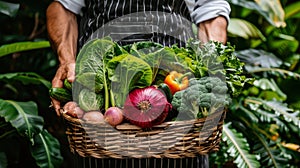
[67,63,76,82]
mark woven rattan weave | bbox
[62,109,226,159]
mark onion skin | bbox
[63,101,85,118]
[123,86,171,128]
[104,107,124,126]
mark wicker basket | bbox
[62,109,226,159]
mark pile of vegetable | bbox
[50,37,249,128]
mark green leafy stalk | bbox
[39,133,51,167]
[103,65,110,110]
[109,89,115,108]
[223,122,261,168]
[30,130,63,168]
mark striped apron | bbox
[74,0,207,167]
[78,0,196,48]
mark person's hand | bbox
[197,16,228,44]
[51,62,75,116]
[47,1,78,116]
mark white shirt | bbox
[55,0,231,24]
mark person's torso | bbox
[78,0,195,48]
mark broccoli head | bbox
[171,77,231,119]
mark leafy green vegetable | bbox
[107,54,153,107]
[75,72,104,93]
[78,88,104,111]
[75,37,127,109]
[75,38,114,91]
[170,40,250,97]
[75,37,248,111]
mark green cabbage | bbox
[78,88,104,111]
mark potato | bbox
[63,101,78,112]
[82,111,104,123]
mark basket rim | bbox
[62,109,227,158]
[61,108,226,129]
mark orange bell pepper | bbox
[164,71,191,94]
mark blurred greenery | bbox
[0,0,299,167]
[210,0,300,167]
[0,0,68,167]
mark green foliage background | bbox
[0,0,299,167]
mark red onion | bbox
[123,86,171,128]
[104,107,124,126]
[63,101,85,118]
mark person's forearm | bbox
[47,2,78,114]
[198,16,228,44]
[189,0,230,43]
[46,1,78,65]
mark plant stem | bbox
[110,89,115,107]
[177,71,192,83]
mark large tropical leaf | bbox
[228,18,266,41]
[251,132,292,168]
[234,115,292,168]
[0,1,19,17]
[230,99,260,123]
[235,49,282,68]
[223,122,261,168]
[0,99,44,144]
[0,118,16,139]
[235,49,300,79]
[0,41,50,57]
[263,100,300,128]
[30,130,63,168]
[268,34,299,54]
[243,98,289,132]
[245,97,300,128]
[0,152,7,168]
[254,0,286,27]
[233,49,300,79]
[228,0,285,27]
[253,78,287,100]
[0,72,51,89]
[284,1,300,19]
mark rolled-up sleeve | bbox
[188,0,231,24]
[55,0,85,15]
